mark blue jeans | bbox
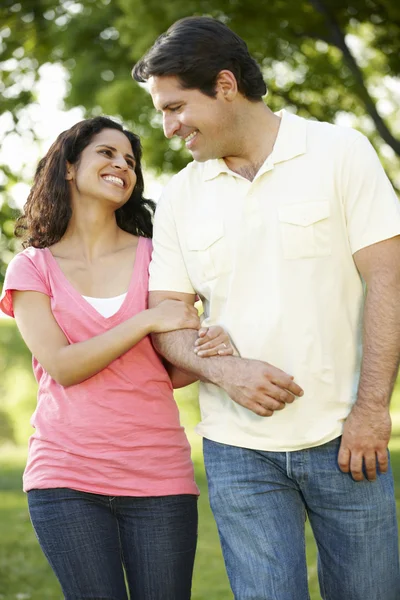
[203,436,400,600]
[28,488,198,600]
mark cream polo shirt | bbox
[149,109,400,451]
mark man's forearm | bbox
[152,327,303,416]
[152,329,239,386]
[356,276,400,410]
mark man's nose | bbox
[163,114,180,139]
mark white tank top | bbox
[82,292,127,318]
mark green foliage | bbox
[1,0,400,170]
[0,320,37,445]
[0,164,22,288]
[1,0,400,287]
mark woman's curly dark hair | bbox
[15,116,155,247]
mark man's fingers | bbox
[338,445,351,473]
[377,450,389,474]
[273,374,303,397]
[364,453,377,481]
[286,381,303,397]
[246,401,275,417]
[338,443,388,482]
[349,453,364,481]
[252,393,287,413]
[257,383,295,405]
[230,393,286,417]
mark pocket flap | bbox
[187,222,224,250]
[278,201,330,227]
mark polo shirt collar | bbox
[202,109,307,181]
[270,109,307,165]
[203,158,231,181]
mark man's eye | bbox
[170,105,182,112]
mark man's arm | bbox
[338,236,400,481]
[149,291,304,416]
[165,325,236,388]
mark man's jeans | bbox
[28,488,198,600]
[203,436,400,600]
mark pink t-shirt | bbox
[0,237,198,496]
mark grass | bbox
[1,396,400,600]
[0,315,399,599]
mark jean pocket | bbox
[278,201,332,259]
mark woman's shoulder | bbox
[7,246,49,271]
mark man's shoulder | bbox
[160,160,211,202]
[169,160,208,183]
[304,115,364,149]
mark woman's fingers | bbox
[195,342,234,357]
[195,326,220,345]
[194,326,234,357]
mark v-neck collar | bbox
[44,236,145,324]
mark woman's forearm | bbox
[54,310,155,386]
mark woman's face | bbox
[67,128,137,207]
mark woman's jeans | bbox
[203,436,400,600]
[28,488,198,600]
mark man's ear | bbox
[65,162,74,181]
[215,70,238,101]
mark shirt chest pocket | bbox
[186,222,231,283]
[278,201,332,260]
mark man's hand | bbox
[338,404,391,481]
[217,358,304,417]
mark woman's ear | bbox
[65,162,74,181]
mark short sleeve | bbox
[0,250,51,318]
[342,134,400,254]
[149,190,195,294]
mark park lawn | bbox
[1,388,400,600]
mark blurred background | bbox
[1,1,400,598]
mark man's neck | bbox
[230,161,265,182]
[223,106,281,181]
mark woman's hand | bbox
[194,326,236,357]
[148,299,201,333]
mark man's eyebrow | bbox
[95,144,135,161]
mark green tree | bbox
[0,167,22,286]
[1,0,400,285]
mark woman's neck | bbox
[54,207,124,261]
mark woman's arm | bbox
[12,291,200,387]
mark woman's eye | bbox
[99,149,112,157]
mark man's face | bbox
[148,75,233,162]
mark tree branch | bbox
[308,0,400,156]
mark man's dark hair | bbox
[132,16,267,101]
[15,116,155,248]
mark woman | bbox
[0,116,233,600]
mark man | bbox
[132,16,400,600]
